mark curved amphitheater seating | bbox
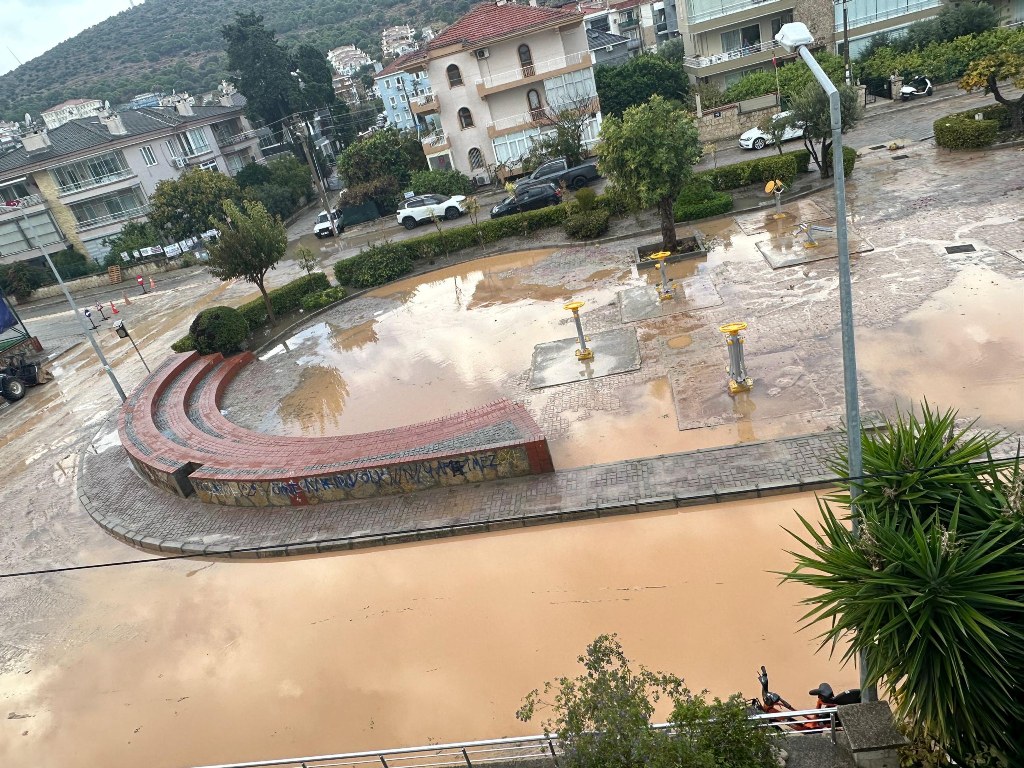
[118,351,554,507]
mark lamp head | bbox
[774,22,815,52]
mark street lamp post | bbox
[774,22,873,702]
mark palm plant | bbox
[783,403,1024,765]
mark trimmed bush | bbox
[188,306,249,356]
[171,334,196,353]
[300,286,347,311]
[674,180,734,222]
[237,272,330,327]
[934,116,999,149]
[409,169,474,197]
[564,209,610,239]
[334,247,415,289]
[595,185,631,216]
[843,145,857,177]
[750,153,798,185]
[573,186,598,212]
[790,149,812,174]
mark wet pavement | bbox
[0,99,1023,767]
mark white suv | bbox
[313,209,344,238]
[395,194,467,230]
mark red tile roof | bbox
[376,49,427,78]
[609,0,642,9]
[429,2,583,49]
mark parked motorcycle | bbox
[900,75,933,101]
[749,666,861,731]
[0,371,26,402]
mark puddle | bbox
[278,365,350,432]
[0,493,856,768]
[666,334,692,349]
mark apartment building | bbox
[675,0,834,87]
[0,97,265,264]
[835,0,943,58]
[328,44,374,76]
[374,51,439,133]
[382,25,419,58]
[41,98,104,130]
[407,0,601,180]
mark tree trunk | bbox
[820,138,834,179]
[658,197,678,252]
[258,281,276,324]
[989,74,1024,131]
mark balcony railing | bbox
[75,204,151,231]
[685,0,784,25]
[421,131,450,155]
[475,51,594,91]
[837,0,941,30]
[410,90,439,114]
[3,193,45,208]
[213,126,270,147]
[56,169,135,196]
[489,110,548,133]
[619,17,639,29]
[683,39,780,69]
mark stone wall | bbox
[697,99,780,144]
[25,258,189,301]
[31,170,87,254]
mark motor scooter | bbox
[749,666,861,731]
[900,75,933,101]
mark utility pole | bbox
[836,0,852,85]
[297,117,338,236]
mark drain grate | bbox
[869,144,886,150]
[945,244,976,254]
[892,154,909,160]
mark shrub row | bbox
[408,169,475,198]
[189,306,249,356]
[674,180,734,222]
[790,146,857,177]
[695,153,799,191]
[564,209,611,239]
[300,286,348,311]
[934,115,1000,149]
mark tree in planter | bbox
[960,48,1024,132]
[208,200,287,324]
[517,634,779,768]
[597,95,701,252]
[783,404,1024,765]
[295,246,318,275]
[149,169,241,243]
[786,83,861,178]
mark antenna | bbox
[7,46,23,67]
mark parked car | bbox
[900,75,933,101]
[514,157,600,192]
[490,183,562,218]
[738,111,804,150]
[313,209,344,238]
[395,194,468,229]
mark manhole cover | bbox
[892,154,909,160]
[945,244,976,254]
[869,144,886,150]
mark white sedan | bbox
[738,111,804,150]
[395,194,468,229]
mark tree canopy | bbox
[960,42,1024,130]
[222,12,299,128]
[149,168,241,242]
[337,127,424,211]
[595,55,688,117]
[597,95,701,251]
[208,199,288,323]
[785,83,861,178]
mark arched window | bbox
[457,107,474,129]
[527,89,543,120]
[468,148,484,170]
[447,64,463,88]
[518,44,535,77]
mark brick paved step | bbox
[119,350,553,505]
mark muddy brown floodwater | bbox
[0,493,857,768]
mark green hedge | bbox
[300,286,348,311]
[189,306,249,356]
[674,180,734,222]
[564,209,611,239]
[791,149,811,174]
[843,145,857,177]
[334,248,415,289]
[171,335,196,353]
[695,153,799,191]
[934,116,1000,149]
[409,169,475,197]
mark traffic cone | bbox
[149,277,156,290]
[110,301,119,315]
[122,292,132,306]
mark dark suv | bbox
[489,183,562,219]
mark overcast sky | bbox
[1,0,136,77]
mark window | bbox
[771,12,794,37]
[199,159,219,171]
[167,128,212,158]
[68,186,147,228]
[589,16,610,33]
[527,89,543,119]
[468,148,484,169]
[447,64,463,88]
[390,96,397,107]
[50,150,132,194]
[400,93,407,102]
[457,107,474,129]
[385,78,392,88]
[518,44,535,77]
[140,146,157,167]
[724,24,762,52]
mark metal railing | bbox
[475,51,593,90]
[187,708,840,768]
[837,0,941,30]
[422,130,449,147]
[73,204,151,231]
[683,39,780,69]
[686,0,784,25]
[3,192,45,208]
[489,109,547,132]
[410,90,436,107]
[56,169,135,196]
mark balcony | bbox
[475,51,595,97]
[2,192,45,210]
[683,39,780,70]
[836,0,941,30]
[684,0,790,30]
[421,131,451,156]
[656,21,670,34]
[75,204,151,232]
[410,91,439,116]
[619,17,639,30]
[487,110,548,138]
[213,126,271,148]
[56,169,135,197]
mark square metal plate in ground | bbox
[529,326,641,390]
[756,223,873,269]
[734,198,829,236]
[617,275,723,324]
[945,244,976,254]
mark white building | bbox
[328,44,374,76]
[382,25,419,58]
[40,99,104,130]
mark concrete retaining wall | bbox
[27,258,189,301]
[697,98,780,144]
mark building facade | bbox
[327,45,374,76]
[382,25,419,58]
[408,0,602,180]
[0,96,265,264]
[374,51,438,133]
[41,98,104,130]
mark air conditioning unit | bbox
[475,48,490,60]
[171,157,186,168]
[473,173,490,187]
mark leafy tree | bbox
[222,11,295,127]
[337,127,419,211]
[295,246,318,275]
[655,38,686,67]
[526,93,599,168]
[102,221,163,266]
[784,405,1024,765]
[895,1,999,53]
[595,55,688,117]
[597,95,701,251]
[517,634,779,768]
[718,52,845,106]
[785,82,861,178]
[960,46,1024,131]
[208,200,287,323]
[149,169,241,243]
[292,43,336,109]
[233,162,274,189]
[49,246,97,280]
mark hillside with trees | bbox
[0,0,480,121]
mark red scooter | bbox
[749,666,861,731]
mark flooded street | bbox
[0,494,856,768]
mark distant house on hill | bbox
[41,99,104,130]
